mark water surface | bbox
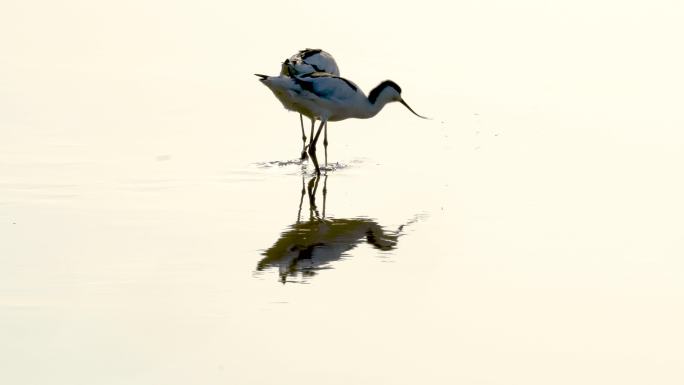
[2,1,684,384]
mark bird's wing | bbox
[293,73,361,102]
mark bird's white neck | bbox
[355,99,389,119]
[357,83,398,119]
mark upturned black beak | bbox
[399,99,428,119]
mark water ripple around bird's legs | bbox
[254,159,354,174]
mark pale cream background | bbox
[1,1,683,384]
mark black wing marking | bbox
[292,76,317,94]
[337,77,358,92]
[298,72,358,92]
[299,48,323,60]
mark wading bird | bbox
[255,71,427,173]
[280,49,340,160]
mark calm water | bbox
[2,1,684,384]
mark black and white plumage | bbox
[255,70,427,173]
[281,48,340,78]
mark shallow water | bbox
[3,1,684,384]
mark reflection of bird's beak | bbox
[399,99,428,119]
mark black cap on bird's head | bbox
[368,80,402,104]
[369,80,428,119]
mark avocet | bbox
[255,71,426,173]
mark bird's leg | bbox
[308,119,315,148]
[299,114,308,160]
[323,122,328,170]
[308,121,326,174]
[309,121,325,153]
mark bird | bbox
[280,49,340,160]
[255,71,427,174]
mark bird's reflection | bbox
[257,174,414,284]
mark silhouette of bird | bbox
[257,174,413,283]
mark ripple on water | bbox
[255,159,355,173]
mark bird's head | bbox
[368,80,428,119]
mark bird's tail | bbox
[254,74,269,80]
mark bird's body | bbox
[257,72,425,123]
[256,54,426,173]
[258,73,374,122]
